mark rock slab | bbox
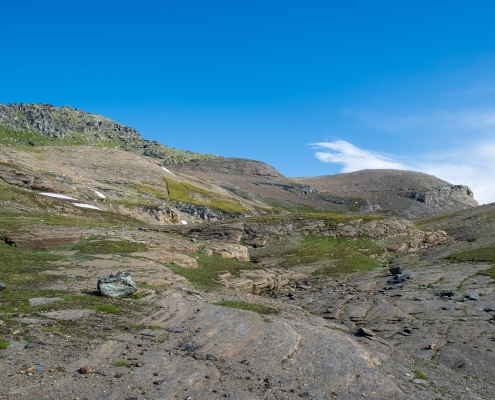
[97,272,137,298]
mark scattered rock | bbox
[28,297,63,306]
[97,272,137,298]
[429,343,437,350]
[78,365,97,374]
[19,365,36,374]
[44,309,94,320]
[467,293,480,301]
[389,266,403,275]
[0,282,5,291]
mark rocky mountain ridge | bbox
[0,103,217,165]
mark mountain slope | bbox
[293,169,478,218]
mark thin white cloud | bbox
[345,109,495,137]
[312,140,495,205]
[313,140,405,172]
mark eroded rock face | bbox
[149,217,449,257]
[205,244,250,261]
[0,164,75,194]
[139,205,182,224]
[4,233,82,250]
[97,272,137,298]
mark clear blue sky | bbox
[2,1,495,202]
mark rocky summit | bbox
[0,103,494,400]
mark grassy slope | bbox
[446,246,495,279]
[165,177,248,214]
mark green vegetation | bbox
[411,367,429,380]
[164,177,247,214]
[0,340,11,349]
[212,300,278,315]
[42,326,62,332]
[134,183,168,198]
[167,253,262,290]
[113,360,128,367]
[446,245,495,263]
[235,212,382,228]
[0,236,137,315]
[96,304,120,313]
[478,267,495,280]
[260,197,333,214]
[70,237,148,254]
[251,235,382,276]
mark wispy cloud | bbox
[313,140,405,172]
[345,109,495,138]
[312,140,495,205]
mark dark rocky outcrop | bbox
[0,103,142,140]
[97,272,137,298]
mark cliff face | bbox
[402,185,477,206]
[0,103,142,140]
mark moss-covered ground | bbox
[250,235,383,276]
[167,253,262,290]
[165,177,247,214]
[444,245,495,281]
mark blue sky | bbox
[2,1,495,203]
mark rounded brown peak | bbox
[292,169,452,192]
[177,157,284,177]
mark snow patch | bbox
[162,166,175,175]
[39,192,77,200]
[92,189,106,199]
[73,203,102,210]
[181,220,188,225]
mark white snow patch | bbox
[39,192,77,200]
[181,220,188,225]
[92,189,106,199]
[73,203,102,210]
[162,166,175,175]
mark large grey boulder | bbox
[97,272,137,298]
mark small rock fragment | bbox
[356,327,375,337]
[78,365,96,374]
[19,365,36,374]
[0,282,6,291]
[429,343,437,350]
